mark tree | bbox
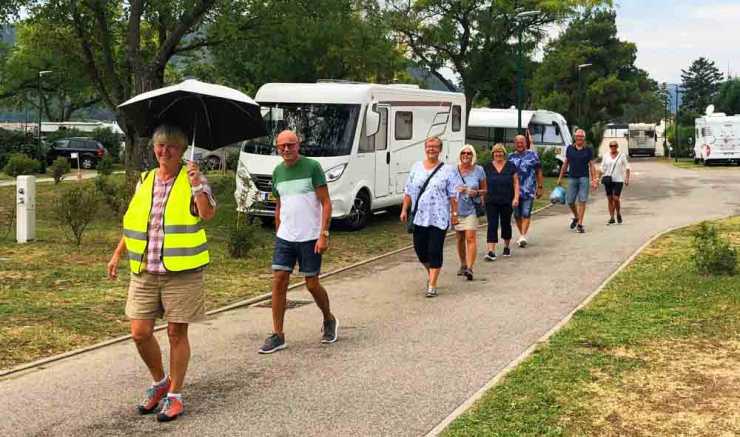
[21,0,224,180]
[386,0,605,116]
[680,57,723,116]
[532,8,652,133]
[714,78,740,115]
[206,0,408,94]
[0,21,99,121]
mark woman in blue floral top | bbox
[400,136,459,298]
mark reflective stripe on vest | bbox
[122,167,209,273]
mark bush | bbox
[94,175,132,217]
[693,222,737,275]
[96,155,114,175]
[49,157,71,184]
[52,185,100,246]
[3,153,41,176]
[226,150,240,171]
[227,218,260,258]
[0,128,32,168]
[538,147,560,176]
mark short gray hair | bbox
[152,124,188,147]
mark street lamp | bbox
[515,10,540,134]
[37,70,52,149]
[576,63,592,129]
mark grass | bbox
[1,173,560,370]
[443,216,740,436]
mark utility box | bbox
[16,175,36,243]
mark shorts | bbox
[272,237,322,277]
[604,181,624,197]
[513,197,535,219]
[454,214,479,231]
[125,270,205,323]
[566,176,590,204]
[412,225,446,269]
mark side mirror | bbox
[365,104,380,137]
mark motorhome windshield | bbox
[242,103,360,157]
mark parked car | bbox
[201,144,240,170]
[47,137,108,169]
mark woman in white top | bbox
[599,140,631,224]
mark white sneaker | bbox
[518,236,528,248]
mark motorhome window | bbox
[467,126,489,141]
[395,111,413,140]
[241,103,360,157]
[452,105,462,132]
[375,108,388,151]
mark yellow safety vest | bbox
[123,167,209,273]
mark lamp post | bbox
[37,70,52,149]
[673,87,682,162]
[515,10,540,134]
[576,63,592,129]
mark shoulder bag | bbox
[407,163,443,234]
[601,153,621,185]
[458,167,486,217]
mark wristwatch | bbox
[321,230,330,237]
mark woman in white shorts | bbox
[452,144,487,281]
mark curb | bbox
[423,218,719,437]
[0,202,554,380]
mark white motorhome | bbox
[466,107,572,174]
[627,123,657,157]
[235,81,466,229]
[694,110,740,165]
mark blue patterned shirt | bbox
[508,150,541,200]
[450,164,485,217]
[404,162,458,230]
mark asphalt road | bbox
[2,160,739,436]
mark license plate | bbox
[259,191,275,202]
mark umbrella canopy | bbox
[118,79,266,151]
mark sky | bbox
[613,0,740,84]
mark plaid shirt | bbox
[142,173,215,274]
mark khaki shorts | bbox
[454,214,479,232]
[125,271,205,323]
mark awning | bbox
[468,108,535,129]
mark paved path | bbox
[0,170,123,187]
[2,160,739,436]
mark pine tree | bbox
[680,57,724,115]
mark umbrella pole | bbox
[189,124,196,162]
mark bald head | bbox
[276,129,300,165]
[276,130,299,146]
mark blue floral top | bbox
[404,162,458,230]
[508,150,541,200]
[450,164,485,217]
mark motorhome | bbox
[694,110,740,165]
[235,81,467,229]
[466,107,572,174]
[626,123,657,157]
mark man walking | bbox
[259,130,338,354]
[509,134,544,247]
[557,129,598,233]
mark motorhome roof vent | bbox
[386,84,421,89]
[317,79,368,85]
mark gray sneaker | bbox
[321,318,338,343]
[425,287,438,298]
[457,265,467,276]
[258,333,286,354]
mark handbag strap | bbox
[608,153,621,177]
[458,166,481,204]
[412,163,444,216]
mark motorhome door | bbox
[374,106,391,198]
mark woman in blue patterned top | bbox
[400,136,459,298]
[451,144,487,281]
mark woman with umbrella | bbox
[107,124,216,422]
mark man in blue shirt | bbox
[557,129,597,233]
[508,134,543,247]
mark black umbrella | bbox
[118,79,266,159]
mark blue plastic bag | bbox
[549,185,566,204]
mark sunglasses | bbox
[609,145,618,148]
[277,142,298,149]
[460,151,473,156]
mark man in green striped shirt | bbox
[259,130,338,354]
